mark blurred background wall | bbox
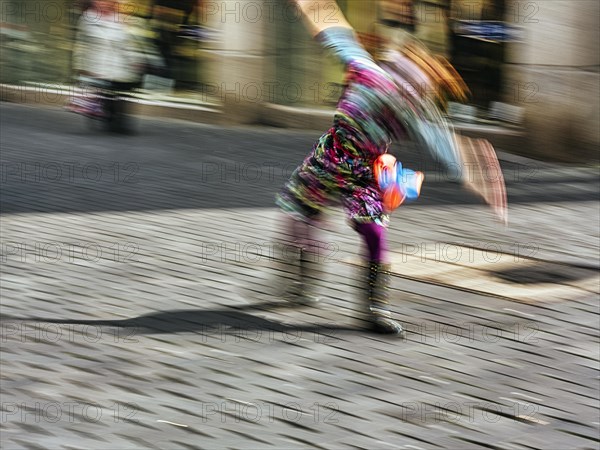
[503,0,599,162]
[1,0,598,162]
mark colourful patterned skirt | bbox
[276,125,389,227]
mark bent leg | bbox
[273,134,336,303]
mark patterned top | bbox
[320,27,461,174]
[275,27,463,226]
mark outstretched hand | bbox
[456,135,508,225]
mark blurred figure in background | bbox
[148,0,200,88]
[72,0,144,133]
[272,0,507,335]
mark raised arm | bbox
[292,0,378,69]
[292,0,353,37]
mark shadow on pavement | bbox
[0,302,359,339]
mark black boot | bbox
[367,262,403,334]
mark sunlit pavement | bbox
[1,103,599,449]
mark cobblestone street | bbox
[1,103,599,449]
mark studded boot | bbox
[367,262,403,334]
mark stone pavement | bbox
[1,103,599,449]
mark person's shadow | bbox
[1,301,360,343]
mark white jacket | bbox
[73,14,144,83]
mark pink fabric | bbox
[354,221,388,263]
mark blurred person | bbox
[72,0,144,132]
[272,0,507,335]
[148,0,199,87]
